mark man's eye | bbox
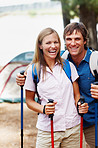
[75,38,80,41]
[66,38,71,41]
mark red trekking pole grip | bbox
[78,96,85,148]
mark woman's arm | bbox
[73,80,80,106]
[26,90,43,114]
[26,90,57,115]
[73,80,89,114]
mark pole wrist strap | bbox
[43,105,46,114]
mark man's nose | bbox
[71,39,76,45]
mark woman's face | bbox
[39,32,60,63]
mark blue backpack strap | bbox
[60,50,65,56]
[32,64,39,83]
[32,64,41,105]
[62,59,72,82]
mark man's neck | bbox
[71,49,87,67]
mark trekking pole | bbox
[48,99,54,148]
[94,93,98,148]
[78,96,85,148]
[89,50,98,147]
[93,70,98,148]
[20,70,25,148]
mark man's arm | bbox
[73,80,89,114]
[16,72,26,86]
[16,63,33,86]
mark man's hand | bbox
[90,84,98,99]
[16,72,26,86]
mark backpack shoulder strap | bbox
[60,50,65,56]
[32,64,41,104]
[62,59,72,82]
[89,50,98,80]
[32,63,39,83]
[61,50,69,59]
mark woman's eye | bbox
[46,42,51,44]
[45,41,59,45]
[54,41,59,44]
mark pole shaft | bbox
[51,118,54,148]
[95,102,97,147]
[21,87,23,148]
[21,129,23,148]
[80,117,83,148]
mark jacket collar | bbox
[68,47,92,64]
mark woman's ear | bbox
[39,44,43,50]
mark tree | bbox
[52,0,72,26]
[71,0,98,50]
[60,0,70,26]
[52,0,98,50]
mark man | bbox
[62,22,98,148]
[16,22,98,148]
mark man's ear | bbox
[84,40,86,45]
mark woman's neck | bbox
[46,59,56,70]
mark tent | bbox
[0,51,34,103]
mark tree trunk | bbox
[62,11,70,28]
[61,1,70,28]
[79,4,97,50]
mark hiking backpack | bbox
[61,47,98,79]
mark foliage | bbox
[52,0,98,21]
[71,0,98,16]
[52,0,98,49]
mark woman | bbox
[24,27,88,148]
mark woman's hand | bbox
[44,102,57,115]
[78,102,89,114]
[90,84,98,99]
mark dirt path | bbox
[0,103,37,148]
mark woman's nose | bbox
[51,43,55,47]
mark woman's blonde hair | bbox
[30,27,63,79]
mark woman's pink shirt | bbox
[24,62,80,132]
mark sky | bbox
[0,1,64,67]
[0,0,50,6]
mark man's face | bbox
[65,30,86,57]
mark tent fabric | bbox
[0,51,34,103]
